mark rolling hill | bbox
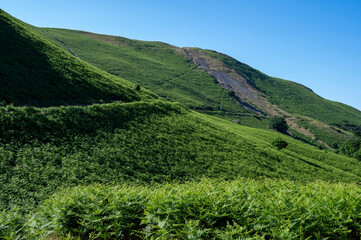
[32,27,361,147]
[1,9,361,239]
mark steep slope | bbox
[0,10,155,106]
[205,49,361,125]
[34,28,361,147]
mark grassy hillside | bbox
[33,28,252,115]
[205,50,361,134]
[33,27,361,147]
[0,10,155,106]
[205,50,361,125]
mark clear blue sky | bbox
[2,0,361,110]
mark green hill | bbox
[31,28,248,117]
[1,10,361,239]
[0,10,155,107]
[1,7,360,209]
[33,27,361,147]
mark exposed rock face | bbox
[182,47,265,114]
[179,47,333,149]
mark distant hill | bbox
[33,27,361,147]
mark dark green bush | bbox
[228,91,236,97]
[272,138,288,150]
[340,137,361,160]
[269,116,288,133]
[135,84,141,91]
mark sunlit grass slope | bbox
[0,10,156,106]
[34,28,361,127]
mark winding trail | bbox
[55,37,79,58]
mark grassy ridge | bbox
[0,10,155,106]
[33,27,361,127]
[2,179,361,239]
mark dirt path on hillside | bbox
[55,37,79,58]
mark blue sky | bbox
[2,0,361,110]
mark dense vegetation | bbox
[2,179,361,239]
